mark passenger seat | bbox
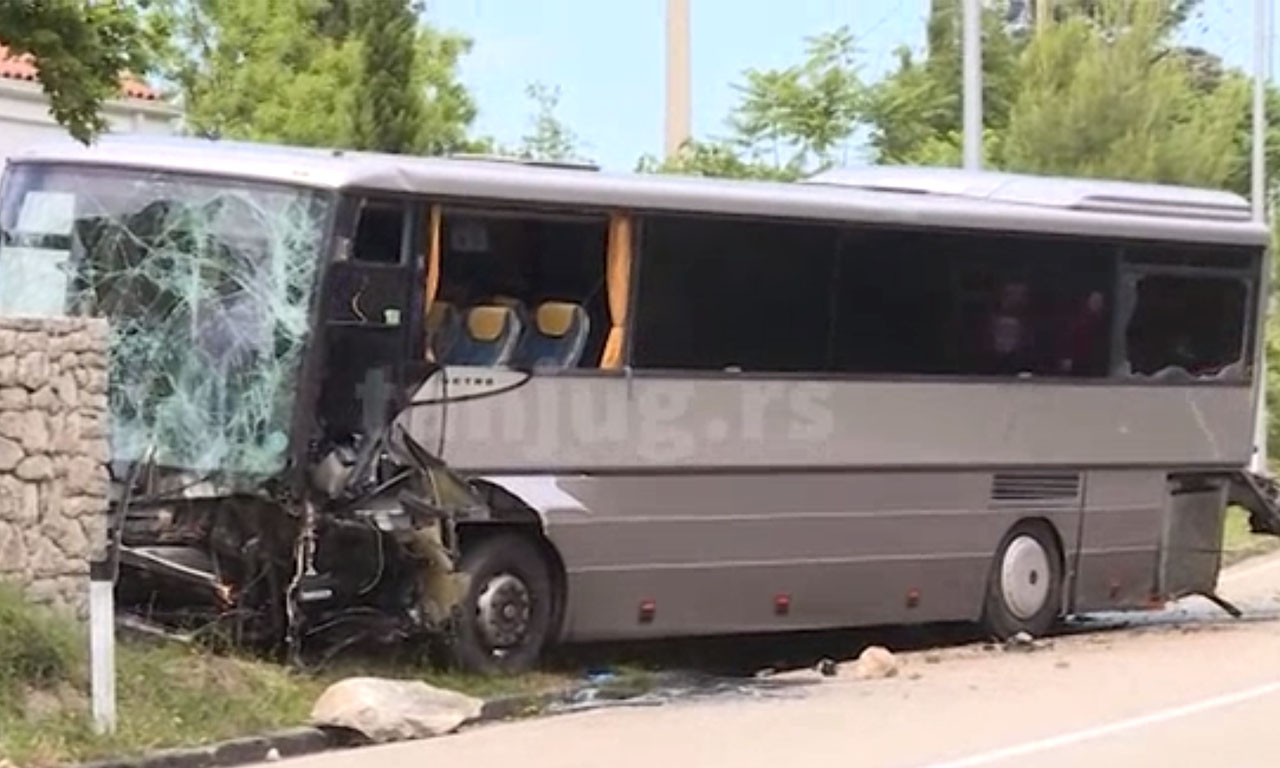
[425,300,461,362]
[447,305,522,366]
[511,301,589,370]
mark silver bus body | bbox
[3,136,1273,667]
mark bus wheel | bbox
[981,521,1062,639]
[449,532,554,675]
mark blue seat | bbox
[446,305,522,366]
[511,301,589,370]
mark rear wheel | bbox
[448,532,554,674]
[981,521,1063,639]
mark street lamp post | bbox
[665,0,692,159]
[962,0,983,170]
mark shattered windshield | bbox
[0,164,332,477]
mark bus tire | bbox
[981,521,1063,640]
[449,532,554,675]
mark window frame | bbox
[622,211,1260,388]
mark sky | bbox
[427,1,1274,171]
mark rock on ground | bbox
[848,645,899,680]
[310,677,484,744]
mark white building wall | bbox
[0,80,179,168]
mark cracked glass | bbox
[0,164,333,478]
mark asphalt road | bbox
[276,551,1280,768]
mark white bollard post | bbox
[89,562,117,735]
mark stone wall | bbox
[0,317,110,615]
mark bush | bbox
[0,583,84,706]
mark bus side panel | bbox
[1072,470,1166,613]
[436,376,1254,473]
[530,472,1080,642]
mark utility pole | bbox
[962,0,982,170]
[1252,0,1272,475]
[1035,0,1051,33]
[665,0,692,159]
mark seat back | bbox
[512,301,589,370]
[425,300,461,362]
[447,305,521,366]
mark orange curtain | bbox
[424,204,443,359]
[601,212,633,369]
[426,204,442,305]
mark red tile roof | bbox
[0,45,161,101]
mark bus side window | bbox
[1121,273,1248,380]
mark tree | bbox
[862,0,1022,166]
[158,0,478,154]
[1024,0,1202,30]
[516,82,582,162]
[636,139,795,180]
[999,0,1245,187]
[0,0,151,143]
[351,0,422,153]
[637,27,863,179]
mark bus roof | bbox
[8,134,1270,247]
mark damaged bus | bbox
[1,136,1277,673]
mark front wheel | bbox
[447,532,554,675]
[981,521,1063,639]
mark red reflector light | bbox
[638,599,656,623]
[906,588,920,608]
[775,594,791,615]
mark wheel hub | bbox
[475,573,532,651]
[1000,535,1051,620]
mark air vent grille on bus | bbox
[990,472,1082,507]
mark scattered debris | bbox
[1003,631,1040,652]
[816,658,838,677]
[265,748,282,762]
[849,646,899,680]
[923,653,943,665]
[310,677,483,744]
[755,667,777,679]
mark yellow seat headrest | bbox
[536,302,579,338]
[466,306,511,342]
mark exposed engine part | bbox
[111,424,491,668]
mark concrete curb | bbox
[73,671,689,768]
[74,691,557,768]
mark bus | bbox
[1,135,1276,673]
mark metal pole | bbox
[89,562,116,734]
[1254,0,1269,224]
[664,0,692,159]
[962,0,983,170]
[1252,0,1272,475]
[1036,0,1051,32]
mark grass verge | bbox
[1222,506,1280,567]
[0,584,565,768]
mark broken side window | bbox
[1121,273,1249,380]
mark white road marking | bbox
[913,681,1280,768]
[1219,553,1280,586]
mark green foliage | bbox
[863,0,1022,166]
[0,584,82,708]
[636,139,797,180]
[0,583,566,766]
[727,25,863,174]
[639,27,863,180]
[350,0,422,153]
[157,0,477,154]
[516,82,583,162]
[999,1,1245,187]
[0,0,152,143]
